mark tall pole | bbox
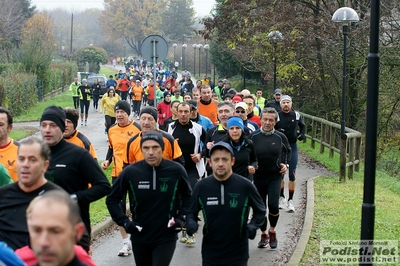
[360,1,379,264]
[341,24,348,137]
[173,43,177,65]
[193,44,197,76]
[204,44,209,76]
[70,13,73,55]
[182,44,187,70]
[198,44,202,78]
[273,43,277,92]
[268,31,283,93]
[152,39,158,107]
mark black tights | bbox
[132,240,176,266]
[254,175,281,231]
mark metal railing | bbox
[300,112,362,181]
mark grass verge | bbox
[298,141,400,265]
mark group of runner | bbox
[0,63,306,265]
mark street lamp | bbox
[197,44,203,77]
[172,43,177,64]
[332,7,359,137]
[192,44,197,76]
[268,31,283,93]
[182,44,187,70]
[204,44,210,76]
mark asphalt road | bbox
[13,65,331,265]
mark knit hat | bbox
[65,112,78,129]
[280,95,292,103]
[227,116,244,132]
[210,141,234,157]
[40,106,66,132]
[115,101,131,116]
[140,130,164,151]
[140,107,158,121]
[164,91,171,98]
[274,89,282,95]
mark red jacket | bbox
[119,79,130,92]
[157,100,172,126]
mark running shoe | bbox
[117,242,132,257]
[179,229,187,243]
[268,230,278,249]
[279,197,287,209]
[287,199,295,212]
[257,233,269,248]
[187,235,196,245]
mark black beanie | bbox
[65,112,78,129]
[115,101,131,116]
[40,106,66,132]
[140,107,158,122]
[140,130,164,151]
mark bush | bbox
[0,69,37,116]
[0,61,78,115]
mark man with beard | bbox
[265,89,283,112]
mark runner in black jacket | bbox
[40,106,111,252]
[275,95,306,212]
[250,107,291,250]
[186,142,265,266]
[106,131,192,266]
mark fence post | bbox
[348,138,355,179]
[340,135,347,182]
[355,137,361,172]
[329,125,335,158]
[311,119,317,149]
[320,122,326,154]
[37,79,43,102]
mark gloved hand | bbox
[167,217,184,232]
[297,134,305,141]
[124,221,142,234]
[246,224,257,240]
[278,128,285,133]
[186,219,198,236]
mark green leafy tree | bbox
[100,0,165,56]
[19,12,56,83]
[75,46,108,73]
[161,0,196,42]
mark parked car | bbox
[87,74,107,96]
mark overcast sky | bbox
[31,0,215,16]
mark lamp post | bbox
[182,44,187,70]
[197,44,203,78]
[361,1,379,259]
[204,44,210,76]
[268,31,283,93]
[332,8,359,183]
[172,43,177,64]
[192,44,197,76]
[332,7,359,137]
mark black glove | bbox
[186,219,198,236]
[297,134,305,141]
[168,217,184,232]
[246,224,257,240]
[124,221,142,234]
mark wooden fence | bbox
[300,112,362,181]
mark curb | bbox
[287,176,317,266]
[92,216,115,237]
[91,203,130,237]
